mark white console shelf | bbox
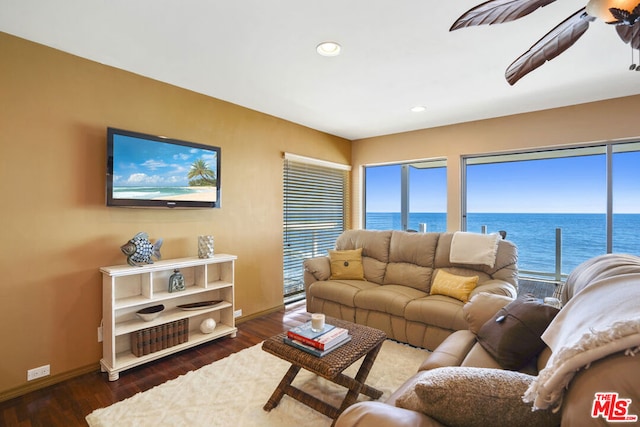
[100,254,237,381]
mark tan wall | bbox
[0,32,350,398]
[352,95,640,231]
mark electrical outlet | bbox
[27,364,50,381]
[234,309,242,318]
[97,325,103,342]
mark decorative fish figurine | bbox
[120,232,163,267]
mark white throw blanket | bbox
[450,232,500,268]
[522,273,640,411]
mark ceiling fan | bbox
[450,0,640,84]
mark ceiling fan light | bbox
[585,0,638,21]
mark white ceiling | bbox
[2,0,639,140]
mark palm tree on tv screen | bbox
[187,159,216,187]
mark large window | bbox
[612,144,640,255]
[283,154,350,301]
[364,160,446,231]
[463,142,640,279]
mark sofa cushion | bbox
[405,295,467,331]
[336,230,392,284]
[353,285,428,317]
[308,280,379,307]
[434,233,519,293]
[384,263,432,292]
[381,232,438,291]
[336,229,392,263]
[329,248,364,280]
[361,257,388,284]
[463,292,513,334]
[388,231,439,267]
[430,270,478,303]
[477,295,559,370]
[395,367,560,427]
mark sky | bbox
[365,150,640,214]
[112,134,218,187]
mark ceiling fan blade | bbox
[450,0,557,31]
[616,22,640,49]
[505,9,594,85]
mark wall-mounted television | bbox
[106,128,221,208]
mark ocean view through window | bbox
[366,211,640,276]
[464,143,640,276]
[364,141,640,279]
[364,160,446,231]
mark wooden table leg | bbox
[263,364,301,411]
[284,385,341,420]
[337,341,383,413]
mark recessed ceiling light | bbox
[316,41,341,57]
[410,106,427,113]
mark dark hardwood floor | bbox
[0,301,310,427]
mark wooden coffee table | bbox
[262,318,387,424]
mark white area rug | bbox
[86,340,428,427]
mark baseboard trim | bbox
[1,303,304,402]
[235,304,285,324]
[0,363,99,403]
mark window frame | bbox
[363,158,446,231]
[461,140,640,279]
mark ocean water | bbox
[365,212,640,276]
[113,186,212,199]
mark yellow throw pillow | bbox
[329,248,364,280]
[430,270,478,303]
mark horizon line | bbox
[366,212,640,215]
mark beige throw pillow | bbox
[395,367,560,427]
[329,248,364,280]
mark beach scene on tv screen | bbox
[112,135,217,202]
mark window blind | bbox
[283,154,350,300]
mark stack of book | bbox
[130,318,189,357]
[284,321,351,357]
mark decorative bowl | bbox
[136,304,164,322]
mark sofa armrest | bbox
[463,292,513,334]
[470,279,517,299]
[303,256,331,287]
[561,350,640,426]
[335,401,445,427]
[417,330,478,372]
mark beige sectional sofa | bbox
[303,229,518,350]
[335,253,640,427]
